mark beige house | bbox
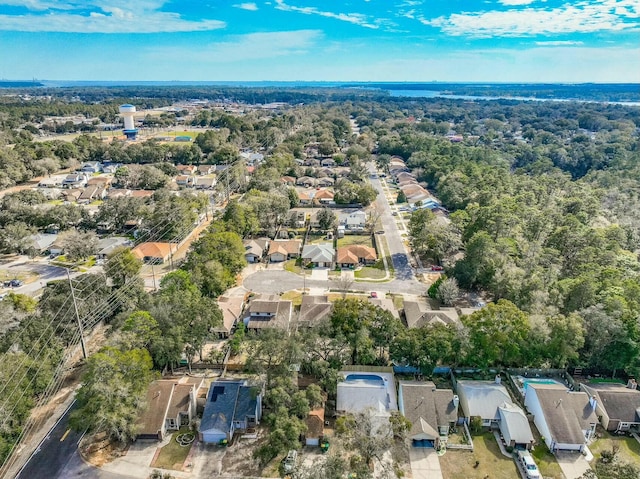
[268,239,302,262]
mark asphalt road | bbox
[16,401,135,479]
[1,255,74,297]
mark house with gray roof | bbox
[398,381,458,449]
[244,238,270,263]
[498,402,534,450]
[199,379,262,444]
[96,236,131,259]
[403,300,461,328]
[456,378,514,427]
[244,294,292,332]
[298,295,333,327]
[302,243,335,268]
[524,383,597,452]
[581,381,640,433]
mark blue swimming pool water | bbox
[346,374,384,384]
[521,378,561,390]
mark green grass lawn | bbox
[590,428,640,466]
[284,259,302,274]
[151,430,194,471]
[531,440,563,478]
[336,235,373,248]
[281,290,303,306]
[389,294,405,310]
[306,234,330,245]
[354,261,387,279]
[439,433,519,479]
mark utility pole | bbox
[67,269,87,360]
[151,263,157,291]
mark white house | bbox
[339,210,367,232]
[524,383,597,452]
[456,378,513,427]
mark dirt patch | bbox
[80,433,129,467]
[220,426,278,477]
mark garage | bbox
[201,430,227,444]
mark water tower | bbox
[119,104,138,140]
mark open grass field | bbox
[439,433,519,479]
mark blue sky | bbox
[0,0,638,82]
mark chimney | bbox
[627,379,637,390]
[495,375,501,385]
[452,395,459,409]
[589,396,597,411]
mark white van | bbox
[516,450,540,479]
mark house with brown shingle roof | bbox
[244,294,292,332]
[215,294,246,339]
[336,244,377,268]
[313,189,335,205]
[136,377,204,441]
[267,239,302,262]
[304,408,325,446]
[524,383,597,453]
[176,164,197,175]
[298,295,333,327]
[581,381,640,433]
[403,300,461,328]
[132,242,172,264]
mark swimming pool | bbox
[345,374,385,384]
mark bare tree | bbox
[335,274,354,299]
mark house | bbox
[136,377,204,441]
[79,161,102,174]
[298,295,333,327]
[200,380,262,444]
[403,301,461,328]
[106,188,131,199]
[368,298,400,319]
[86,176,112,187]
[175,175,193,187]
[302,243,335,268]
[336,370,398,430]
[62,174,88,188]
[132,242,172,264]
[304,408,325,446]
[197,165,215,175]
[339,210,367,232]
[176,164,196,175]
[130,190,154,199]
[28,233,58,254]
[95,236,131,259]
[497,402,535,450]
[317,177,335,187]
[297,190,313,206]
[267,239,302,262]
[296,176,317,187]
[101,163,121,174]
[313,189,335,205]
[336,245,377,268]
[281,176,296,185]
[398,381,458,449]
[580,381,640,433]
[62,189,82,203]
[288,209,307,228]
[524,383,597,452]
[244,238,270,263]
[193,177,216,190]
[456,379,514,427]
[244,294,293,331]
[215,294,245,339]
[77,185,106,204]
[321,158,336,167]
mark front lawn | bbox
[354,261,387,279]
[439,433,519,479]
[531,440,563,478]
[150,429,194,471]
[281,290,303,306]
[284,259,302,274]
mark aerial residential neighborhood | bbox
[1,85,639,479]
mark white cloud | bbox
[274,0,379,29]
[234,2,259,11]
[148,30,323,63]
[421,0,639,37]
[0,0,226,32]
[499,0,536,5]
[535,40,584,45]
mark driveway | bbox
[555,451,592,479]
[309,268,328,281]
[409,448,443,479]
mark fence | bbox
[446,421,474,451]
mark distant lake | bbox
[388,89,640,106]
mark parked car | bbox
[283,450,297,473]
[431,265,444,271]
[10,279,23,287]
[370,291,378,298]
[517,450,540,479]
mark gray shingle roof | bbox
[399,381,457,440]
[498,402,534,445]
[530,384,597,445]
[583,383,640,423]
[200,380,259,435]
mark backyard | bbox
[336,234,373,248]
[589,428,640,467]
[439,432,519,479]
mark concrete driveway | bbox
[555,451,592,479]
[409,448,443,479]
[310,268,329,281]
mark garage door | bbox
[412,439,435,448]
[202,431,227,444]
